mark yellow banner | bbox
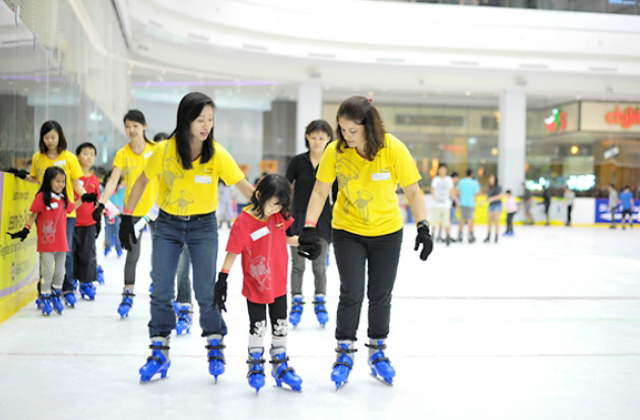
[0,172,39,323]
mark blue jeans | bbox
[176,244,192,304]
[63,217,76,294]
[104,215,122,253]
[149,211,226,338]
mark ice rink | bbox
[1,225,639,420]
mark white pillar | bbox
[295,83,323,154]
[498,90,527,194]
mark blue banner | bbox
[595,198,639,223]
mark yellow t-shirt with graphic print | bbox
[113,142,159,217]
[316,133,421,237]
[144,139,246,216]
[30,150,84,218]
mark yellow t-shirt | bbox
[144,139,246,216]
[316,133,421,236]
[30,150,84,218]
[113,142,159,217]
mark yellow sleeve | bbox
[66,152,84,180]
[215,143,245,185]
[143,142,165,180]
[30,152,40,178]
[390,135,421,187]
[316,141,338,184]
[112,148,124,169]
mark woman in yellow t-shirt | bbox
[28,121,95,308]
[299,96,434,388]
[95,110,158,318]
[119,92,254,383]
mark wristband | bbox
[123,208,134,215]
[221,268,230,274]
[24,224,31,231]
[304,221,317,228]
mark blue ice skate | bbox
[247,349,266,393]
[35,295,43,310]
[289,295,304,327]
[63,292,76,308]
[331,343,357,389]
[175,303,192,336]
[72,279,79,291]
[270,348,302,392]
[366,340,395,386]
[206,336,226,382]
[96,266,105,284]
[139,338,171,383]
[51,290,64,315]
[148,283,154,294]
[313,296,329,327]
[39,294,53,316]
[79,282,97,300]
[118,290,135,318]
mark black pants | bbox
[73,225,97,283]
[567,205,573,225]
[125,218,155,285]
[506,212,515,233]
[247,295,288,337]
[333,229,403,342]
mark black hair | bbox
[466,169,473,177]
[488,174,499,195]
[624,185,630,190]
[305,120,333,149]
[438,163,448,169]
[451,172,459,178]
[170,92,215,170]
[154,132,169,142]
[506,190,512,194]
[39,166,69,209]
[610,183,615,188]
[124,110,153,145]
[249,173,291,220]
[39,121,67,154]
[336,96,386,161]
[76,142,97,155]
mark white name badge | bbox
[250,226,270,241]
[54,160,66,167]
[194,175,211,185]
[79,179,84,186]
[372,172,391,181]
[49,202,59,209]
[144,152,153,159]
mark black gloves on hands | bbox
[414,224,434,261]
[92,202,105,224]
[297,227,321,260]
[119,215,137,252]
[7,227,30,242]
[81,193,98,203]
[6,168,29,180]
[214,272,228,312]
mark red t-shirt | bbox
[74,173,101,227]
[30,192,74,253]
[226,208,294,304]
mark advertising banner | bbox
[594,198,639,223]
[0,172,39,323]
[581,102,640,133]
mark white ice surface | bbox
[1,225,639,420]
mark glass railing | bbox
[377,0,640,15]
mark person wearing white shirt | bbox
[430,163,456,246]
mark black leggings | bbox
[506,212,515,233]
[332,229,403,342]
[74,225,97,283]
[247,295,288,337]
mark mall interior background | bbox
[1,0,640,198]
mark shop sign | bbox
[604,106,640,129]
[543,108,566,133]
[603,146,619,160]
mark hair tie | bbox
[368,98,373,102]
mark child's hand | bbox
[92,202,105,223]
[214,272,228,312]
[7,227,30,242]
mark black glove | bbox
[297,227,321,260]
[119,215,137,252]
[81,193,98,203]
[95,216,101,239]
[92,202,105,224]
[214,272,228,312]
[7,227,30,242]
[414,224,433,261]
[6,168,29,180]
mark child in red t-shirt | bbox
[73,143,101,300]
[8,166,74,316]
[214,174,302,393]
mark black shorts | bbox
[621,209,633,217]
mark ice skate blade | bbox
[272,384,302,393]
[370,373,394,386]
[334,381,348,390]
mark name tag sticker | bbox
[49,202,59,209]
[194,175,211,185]
[54,160,66,167]
[79,180,84,186]
[250,226,270,241]
[144,152,153,158]
[372,172,391,181]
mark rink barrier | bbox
[0,172,39,324]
